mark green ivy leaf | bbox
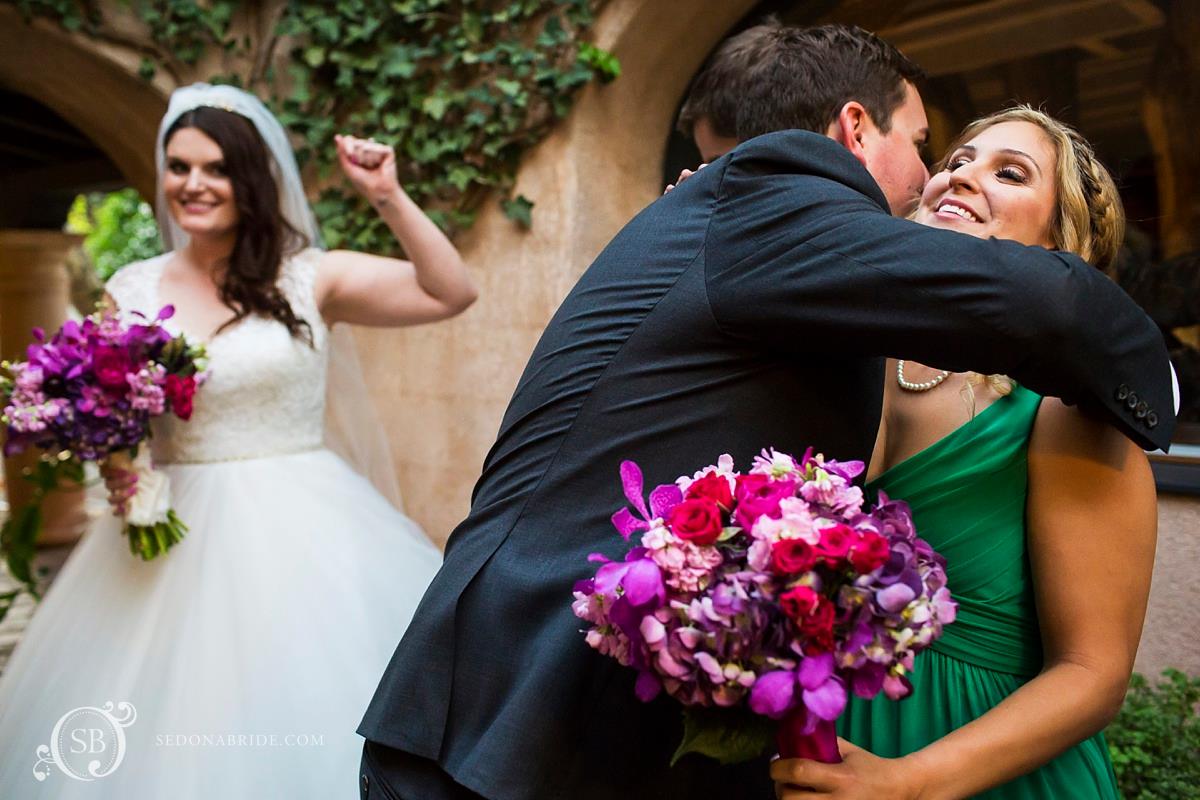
[303,45,326,67]
[579,42,621,82]
[422,94,449,120]
[495,78,522,97]
[501,194,534,229]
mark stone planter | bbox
[0,230,88,547]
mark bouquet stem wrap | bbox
[123,448,187,560]
[778,710,841,763]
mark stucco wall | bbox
[353,0,757,544]
[1136,494,1200,677]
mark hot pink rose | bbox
[849,530,890,574]
[734,474,796,530]
[779,585,821,623]
[93,346,133,391]
[815,523,855,567]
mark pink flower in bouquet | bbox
[128,366,167,414]
[642,526,721,593]
[733,473,796,530]
[574,449,957,767]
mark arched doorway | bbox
[0,8,166,557]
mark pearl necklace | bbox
[897,360,951,392]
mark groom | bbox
[359,23,1175,800]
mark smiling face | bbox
[162,127,239,239]
[915,120,1058,248]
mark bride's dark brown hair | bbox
[164,107,313,345]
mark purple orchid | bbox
[611,460,683,541]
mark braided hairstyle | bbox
[935,105,1125,269]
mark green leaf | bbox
[717,526,743,543]
[422,94,449,120]
[501,194,533,229]
[671,706,775,766]
[495,78,522,97]
[303,45,326,68]
[578,42,621,83]
[312,16,340,42]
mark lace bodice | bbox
[106,249,330,464]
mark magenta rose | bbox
[849,530,890,574]
[770,538,818,575]
[799,599,836,653]
[93,346,133,391]
[667,498,724,546]
[164,374,197,421]
[815,523,855,566]
[779,585,821,623]
[734,474,796,530]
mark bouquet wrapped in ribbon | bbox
[1,306,206,569]
[572,448,956,765]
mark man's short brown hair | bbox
[678,23,924,142]
[677,18,782,140]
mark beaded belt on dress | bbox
[156,443,324,466]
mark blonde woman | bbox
[772,107,1156,799]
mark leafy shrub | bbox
[65,189,162,282]
[1106,669,1200,799]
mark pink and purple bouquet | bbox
[1,306,207,563]
[572,448,956,765]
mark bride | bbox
[0,83,475,798]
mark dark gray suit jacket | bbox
[359,130,1174,800]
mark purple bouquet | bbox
[572,448,956,765]
[1,306,206,568]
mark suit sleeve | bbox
[704,154,1176,452]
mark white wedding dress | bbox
[0,249,441,798]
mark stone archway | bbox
[0,7,165,199]
[356,0,756,543]
[0,7,165,545]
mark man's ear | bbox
[826,101,870,168]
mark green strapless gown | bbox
[838,385,1119,798]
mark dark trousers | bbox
[360,740,486,800]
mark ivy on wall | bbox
[7,0,620,252]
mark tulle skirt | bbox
[0,448,441,798]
